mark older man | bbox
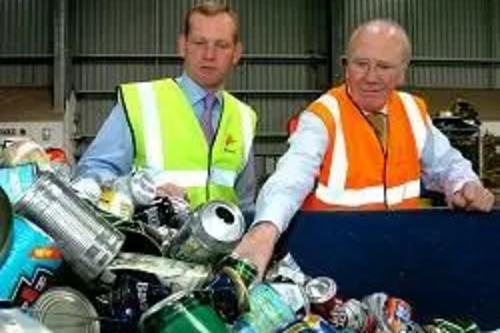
[235,19,494,276]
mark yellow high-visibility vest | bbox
[119,78,256,208]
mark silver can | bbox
[330,298,373,332]
[31,287,100,333]
[14,172,125,282]
[167,200,245,264]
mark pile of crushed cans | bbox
[0,139,495,333]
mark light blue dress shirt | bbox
[76,73,256,212]
[254,107,479,233]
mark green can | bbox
[219,254,258,287]
[139,291,230,333]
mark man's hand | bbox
[156,183,188,200]
[233,221,280,280]
[449,181,495,212]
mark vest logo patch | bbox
[224,134,237,153]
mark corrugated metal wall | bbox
[335,0,500,89]
[0,0,53,86]
[71,0,329,134]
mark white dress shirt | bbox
[254,109,479,234]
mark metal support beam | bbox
[53,0,67,112]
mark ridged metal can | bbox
[31,286,100,333]
[14,172,125,281]
[168,200,245,264]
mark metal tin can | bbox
[31,286,100,333]
[233,283,297,333]
[330,299,374,332]
[168,200,245,264]
[276,314,341,332]
[218,253,258,287]
[204,266,249,322]
[305,277,342,320]
[14,172,125,282]
[138,291,230,333]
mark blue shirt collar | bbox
[176,72,223,106]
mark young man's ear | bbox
[177,34,187,58]
[232,41,243,66]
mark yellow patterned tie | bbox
[366,112,387,151]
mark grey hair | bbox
[346,19,412,66]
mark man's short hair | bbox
[347,19,412,66]
[183,2,240,42]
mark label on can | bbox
[98,188,134,220]
[235,283,296,333]
[268,282,310,315]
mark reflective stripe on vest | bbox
[151,167,237,189]
[313,92,427,207]
[120,79,256,206]
[398,92,427,158]
[136,82,164,169]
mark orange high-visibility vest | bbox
[301,85,430,210]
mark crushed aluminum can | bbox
[330,298,375,332]
[107,252,212,293]
[363,292,412,333]
[385,297,413,333]
[265,252,309,285]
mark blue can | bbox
[233,283,296,333]
[275,314,342,332]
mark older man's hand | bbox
[233,221,280,280]
[449,181,495,212]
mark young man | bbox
[75,2,257,212]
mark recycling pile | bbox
[0,139,495,333]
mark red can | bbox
[305,277,342,320]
